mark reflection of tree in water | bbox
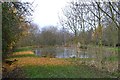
[35,47,95,58]
[62,48,75,58]
[36,47,114,59]
[41,47,56,58]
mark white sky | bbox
[22,0,70,28]
[20,0,119,30]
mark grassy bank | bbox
[13,46,34,52]
[105,56,118,61]
[23,65,114,78]
[3,46,119,78]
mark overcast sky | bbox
[22,0,70,28]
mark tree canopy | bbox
[2,2,33,55]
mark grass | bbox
[7,50,36,59]
[3,46,119,78]
[14,46,34,52]
[23,65,115,78]
[63,58,94,61]
[88,45,120,51]
[107,47,120,51]
[7,54,38,58]
[106,56,118,61]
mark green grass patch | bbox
[88,45,120,51]
[7,54,38,58]
[61,58,94,62]
[107,47,120,51]
[14,47,34,52]
[106,56,118,61]
[23,65,115,78]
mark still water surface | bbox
[34,47,95,58]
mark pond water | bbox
[34,47,95,58]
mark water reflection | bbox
[34,47,94,58]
